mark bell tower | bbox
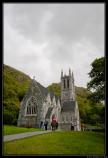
[61,69,75,104]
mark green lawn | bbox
[4,131,105,155]
[3,125,43,135]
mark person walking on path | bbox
[40,121,43,129]
[51,115,58,131]
[56,121,58,129]
[51,120,57,131]
[71,123,74,131]
[44,120,48,130]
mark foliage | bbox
[47,83,61,97]
[4,131,104,155]
[3,64,31,125]
[3,108,17,125]
[87,57,105,103]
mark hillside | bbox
[47,83,90,98]
[3,64,104,126]
[3,64,31,124]
[4,64,31,104]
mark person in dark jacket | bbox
[40,121,43,129]
[71,123,74,131]
[44,120,48,130]
[56,122,58,129]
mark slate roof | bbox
[45,107,53,119]
[36,81,48,97]
[61,101,76,112]
[31,79,60,103]
[36,81,59,103]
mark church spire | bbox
[69,68,71,76]
[72,71,74,81]
[61,69,63,78]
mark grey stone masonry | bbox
[60,69,81,131]
[17,69,81,131]
[17,78,61,129]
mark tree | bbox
[87,57,105,103]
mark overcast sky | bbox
[4,3,104,88]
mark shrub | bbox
[92,129,105,132]
[4,109,14,125]
[3,108,18,125]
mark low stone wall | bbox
[59,123,73,130]
[17,116,38,128]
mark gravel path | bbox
[4,130,52,142]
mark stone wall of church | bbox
[59,111,76,130]
[45,95,61,129]
[60,123,72,130]
[17,71,81,131]
[75,102,81,131]
[17,80,44,128]
[17,92,31,127]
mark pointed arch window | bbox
[25,96,37,116]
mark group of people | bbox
[40,121,48,130]
[40,115,58,131]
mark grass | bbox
[3,131,105,155]
[3,125,43,135]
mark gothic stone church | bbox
[17,69,81,131]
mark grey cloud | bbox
[49,4,104,46]
[4,4,56,43]
[4,4,104,46]
[47,44,73,63]
[4,3,104,87]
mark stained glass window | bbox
[26,96,37,115]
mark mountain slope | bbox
[4,64,31,105]
[3,64,31,125]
